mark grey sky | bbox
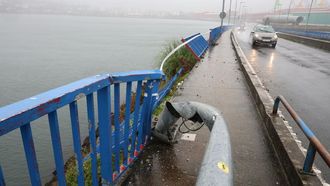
[7,0,330,14]
[65,0,279,13]
[59,0,330,13]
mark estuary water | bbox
[0,14,218,185]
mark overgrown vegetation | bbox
[154,40,198,115]
[65,157,101,186]
[51,39,198,185]
[158,40,197,79]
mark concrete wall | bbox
[277,32,330,52]
[272,24,330,32]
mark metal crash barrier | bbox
[152,101,233,186]
[272,95,330,174]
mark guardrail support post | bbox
[302,143,317,174]
[272,97,280,115]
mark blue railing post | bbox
[302,143,317,173]
[86,94,98,186]
[69,101,85,186]
[113,83,121,176]
[123,82,132,168]
[148,80,160,137]
[48,111,66,186]
[139,79,160,148]
[97,86,113,185]
[0,165,5,186]
[20,123,41,186]
[130,81,143,160]
[137,84,149,152]
[139,80,152,148]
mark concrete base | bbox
[277,32,330,52]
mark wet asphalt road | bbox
[235,26,330,183]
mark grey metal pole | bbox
[233,0,237,25]
[238,2,244,25]
[228,0,232,25]
[305,0,314,31]
[273,0,277,14]
[243,5,247,23]
[221,0,226,27]
[287,0,293,23]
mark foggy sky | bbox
[61,0,287,13]
[5,0,330,14]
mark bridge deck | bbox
[123,31,289,185]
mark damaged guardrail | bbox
[152,101,233,186]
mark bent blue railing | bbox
[272,95,330,174]
[153,68,183,111]
[0,70,164,185]
[0,26,231,185]
[181,33,209,61]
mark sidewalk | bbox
[123,31,289,185]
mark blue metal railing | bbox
[159,26,230,70]
[0,70,164,185]
[181,33,209,61]
[153,68,183,111]
[272,95,330,174]
[0,27,229,185]
[275,28,330,41]
[209,25,231,45]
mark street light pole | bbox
[287,0,293,23]
[228,0,232,25]
[233,0,238,25]
[238,1,245,25]
[305,0,314,31]
[220,0,226,27]
[243,5,248,23]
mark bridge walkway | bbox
[123,31,289,185]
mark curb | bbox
[230,31,324,186]
[277,32,330,52]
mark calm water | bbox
[0,14,218,185]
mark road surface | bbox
[235,26,330,183]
